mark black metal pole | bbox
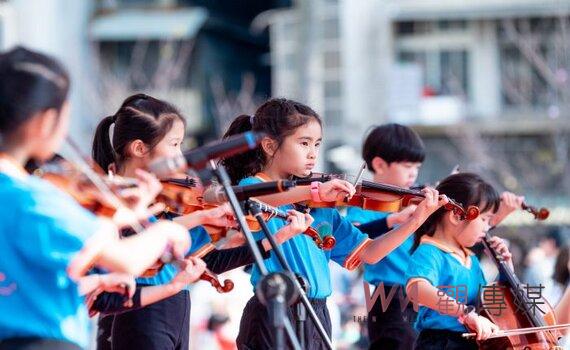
[246,200,333,350]
[208,162,301,350]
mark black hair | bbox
[411,173,500,252]
[219,98,322,184]
[0,46,70,141]
[92,93,186,172]
[553,245,569,286]
[544,226,565,249]
[362,123,425,172]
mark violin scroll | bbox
[521,203,549,221]
[200,269,234,293]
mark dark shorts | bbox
[97,290,191,350]
[367,284,418,350]
[236,295,331,350]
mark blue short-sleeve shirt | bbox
[0,172,103,348]
[405,237,487,333]
[240,175,371,299]
[345,207,414,287]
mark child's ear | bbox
[371,156,388,175]
[261,137,278,157]
[128,140,149,158]
[36,108,59,139]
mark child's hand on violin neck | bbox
[464,313,500,341]
[280,210,314,239]
[170,257,207,290]
[319,179,356,202]
[113,169,166,227]
[491,192,524,226]
[199,203,236,228]
[388,204,418,228]
[486,236,514,269]
[410,187,448,224]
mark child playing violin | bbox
[344,123,425,350]
[405,173,570,349]
[220,98,446,349]
[0,47,190,350]
[90,94,312,350]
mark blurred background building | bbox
[269,0,570,225]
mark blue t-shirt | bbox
[345,207,414,286]
[136,224,213,286]
[240,175,371,299]
[405,237,487,332]
[0,172,102,348]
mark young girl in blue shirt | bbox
[90,94,312,350]
[0,47,190,350]
[220,98,446,349]
[405,173,570,349]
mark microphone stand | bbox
[243,199,334,350]
[205,161,302,350]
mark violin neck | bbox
[360,179,424,197]
[481,234,549,328]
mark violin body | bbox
[35,158,139,217]
[294,172,479,220]
[480,282,561,350]
[479,236,563,349]
[246,201,337,250]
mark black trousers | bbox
[96,315,113,350]
[236,295,331,350]
[0,338,81,350]
[415,329,477,350]
[96,290,190,350]
[367,284,418,350]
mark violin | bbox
[156,174,236,242]
[521,202,549,221]
[199,267,234,293]
[245,199,336,250]
[294,172,480,221]
[140,256,234,294]
[475,232,563,349]
[33,157,139,218]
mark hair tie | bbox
[249,115,255,126]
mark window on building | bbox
[395,19,471,99]
[497,17,567,110]
[397,49,469,98]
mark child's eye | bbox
[301,141,309,146]
[315,142,321,148]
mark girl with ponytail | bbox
[90,94,311,350]
[220,98,446,349]
[0,47,190,350]
[406,173,519,349]
[406,172,570,349]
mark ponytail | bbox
[219,114,263,184]
[91,115,116,172]
[91,94,185,173]
[220,98,322,184]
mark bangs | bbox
[472,181,501,214]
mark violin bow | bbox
[63,136,146,233]
[345,162,366,202]
[462,323,570,339]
